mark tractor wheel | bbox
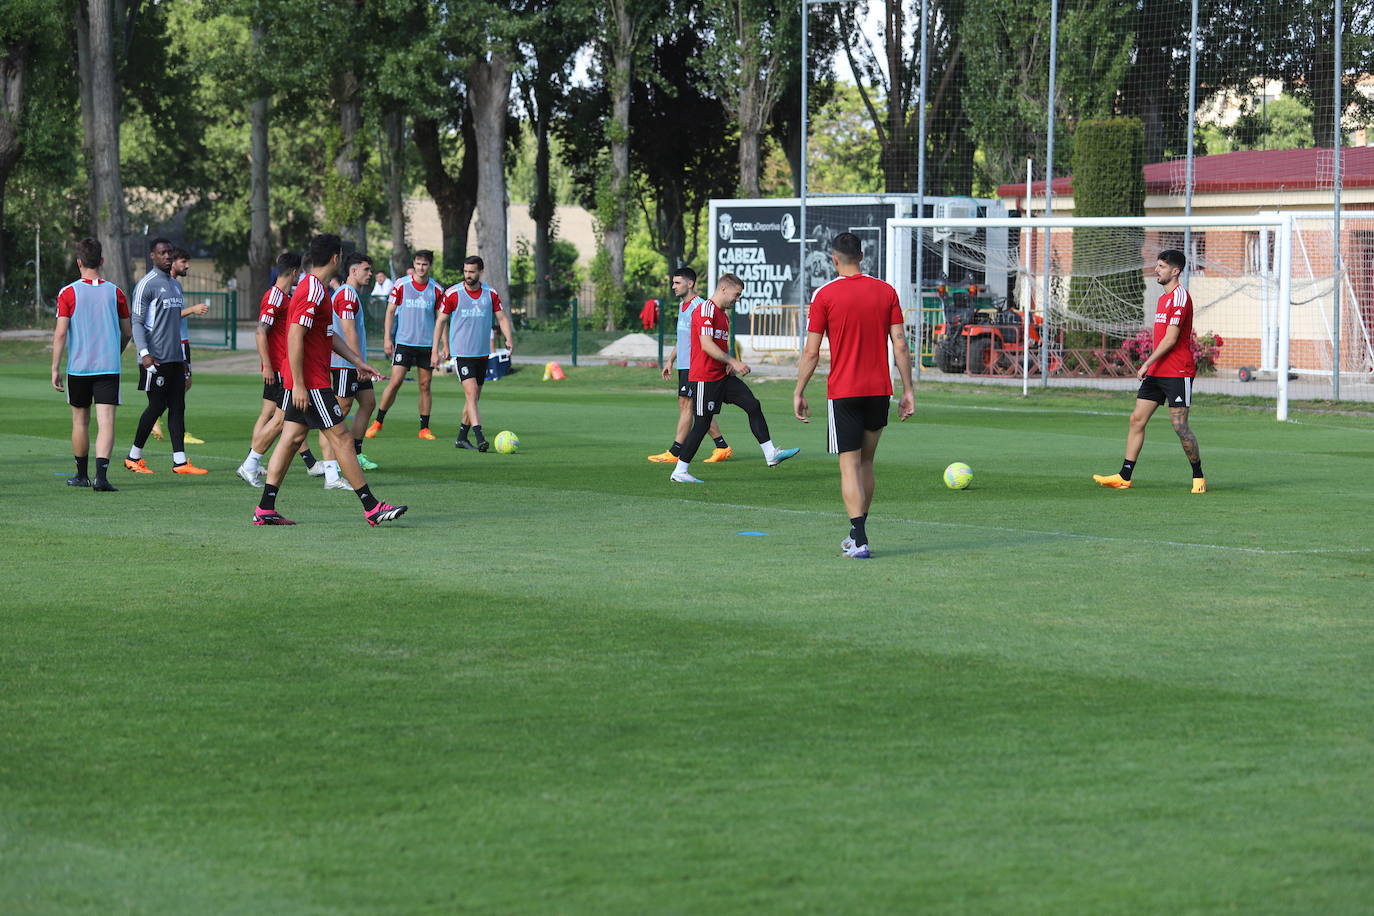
[967,337,999,375]
[935,339,965,373]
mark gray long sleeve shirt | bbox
[130,268,186,363]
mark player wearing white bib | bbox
[647,266,730,464]
[432,255,514,451]
[50,238,132,492]
[368,250,443,440]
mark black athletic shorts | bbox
[454,356,488,387]
[281,387,345,430]
[677,368,692,399]
[67,373,120,408]
[392,344,432,370]
[138,361,187,393]
[262,372,284,403]
[827,395,890,454]
[332,367,359,399]
[1137,375,1194,408]
[690,375,753,419]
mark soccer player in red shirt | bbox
[253,234,408,526]
[669,273,799,483]
[236,252,301,486]
[794,232,915,558]
[1094,248,1206,493]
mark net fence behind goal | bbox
[886,214,1374,419]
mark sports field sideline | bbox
[3,339,1372,912]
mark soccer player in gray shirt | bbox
[124,238,207,475]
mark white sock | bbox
[173,451,187,465]
[128,445,142,460]
[674,460,691,476]
[760,439,777,461]
[324,460,340,483]
[245,449,263,470]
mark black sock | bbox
[420,414,430,430]
[259,484,279,511]
[669,441,683,457]
[299,449,317,469]
[354,438,363,455]
[95,457,109,482]
[473,425,485,442]
[458,423,471,442]
[850,516,868,547]
[1120,458,1136,481]
[1190,460,1204,479]
[355,483,379,512]
[74,455,89,479]
[713,436,728,449]
[375,408,388,423]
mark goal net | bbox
[884,214,1374,419]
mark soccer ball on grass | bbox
[943,462,973,490]
[494,430,520,454]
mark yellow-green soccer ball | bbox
[943,462,973,490]
[494,430,519,454]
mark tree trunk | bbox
[413,113,476,266]
[530,84,554,318]
[468,54,511,309]
[248,92,271,304]
[0,38,30,292]
[334,67,364,246]
[383,109,409,275]
[603,40,632,331]
[737,75,762,197]
[84,0,131,296]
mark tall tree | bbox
[0,7,35,291]
[835,0,920,192]
[413,113,477,266]
[767,11,839,196]
[467,51,512,306]
[699,0,795,196]
[75,0,136,296]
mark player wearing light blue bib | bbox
[371,250,444,440]
[433,255,514,452]
[51,238,132,491]
[647,266,730,464]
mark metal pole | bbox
[1332,0,1343,398]
[914,0,929,382]
[799,0,809,344]
[1183,0,1198,279]
[1040,0,1059,388]
[1277,215,1294,421]
[34,226,42,320]
[571,296,579,367]
[1022,158,1032,396]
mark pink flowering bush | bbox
[1122,329,1223,375]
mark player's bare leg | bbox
[70,405,90,468]
[1095,398,1157,489]
[249,400,280,452]
[417,367,433,418]
[322,422,407,524]
[652,398,726,463]
[1170,405,1206,492]
[351,387,379,469]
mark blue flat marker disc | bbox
[737,531,769,537]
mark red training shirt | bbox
[689,299,731,382]
[259,286,288,374]
[282,274,333,390]
[1149,286,1195,377]
[807,273,904,399]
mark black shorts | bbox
[827,396,890,454]
[1137,375,1194,408]
[138,361,187,393]
[67,373,120,408]
[281,387,345,430]
[332,367,359,399]
[392,344,432,370]
[677,368,692,399]
[454,356,488,387]
[690,375,753,419]
[262,372,284,403]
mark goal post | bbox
[882,213,1370,422]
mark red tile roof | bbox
[997,146,1374,200]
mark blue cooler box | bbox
[485,349,512,381]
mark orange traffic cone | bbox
[549,362,565,380]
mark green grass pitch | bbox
[3,340,1372,913]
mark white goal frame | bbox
[886,214,1297,420]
